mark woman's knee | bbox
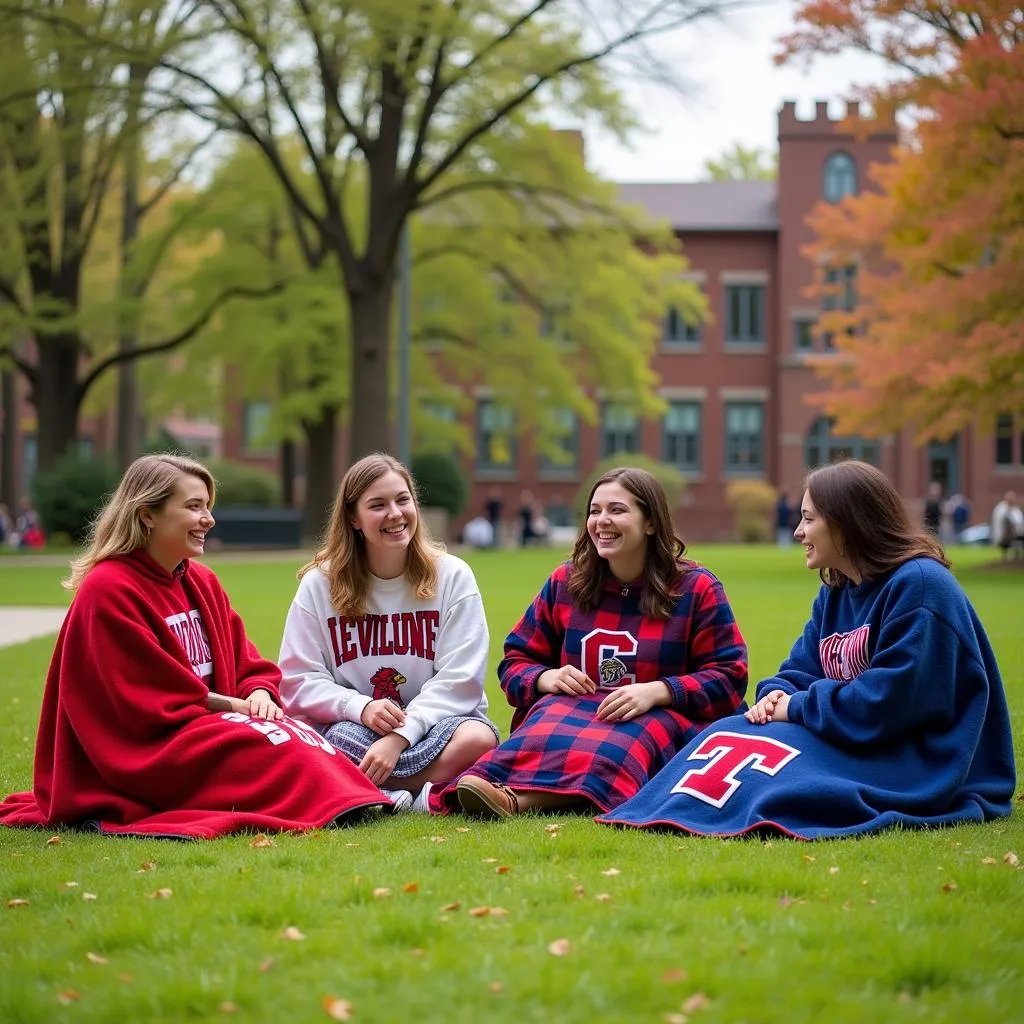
[448,721,498,762]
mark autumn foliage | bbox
[778,1,1024,440]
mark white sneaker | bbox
[411,782,434,813]
[381,788,413,813]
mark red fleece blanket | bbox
[0,552,387,838]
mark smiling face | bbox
[142,473,214,573]
[351,469,418,577]
[587,481,653,582]
[795,489,857,581]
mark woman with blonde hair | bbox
[279,453,498,812]
[0,453,386,838]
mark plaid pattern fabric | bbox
[430,560,748,814]
[323,715,499,778]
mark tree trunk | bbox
[1,364,16,506]
[36,338,82,469]
[280,437,296,507]
[302,405,337,542]
[347,278,395,461]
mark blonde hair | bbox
[300,452,441,617]
[64,453,216,592]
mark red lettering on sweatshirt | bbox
[328,611,440,666]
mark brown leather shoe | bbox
[456,775,520,819]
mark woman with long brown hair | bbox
[429,465,749,818]
[278,453,498,812]
[601,460,1015,839]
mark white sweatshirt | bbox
[278,552,490,747]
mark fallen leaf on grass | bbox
[762,841,773,849]
[490,982,504,994]
[1004,851,1019,867]
[7,899,29,908]
[85,952,109,965]
[281,926,307,941]
[495,865,510,875]
[62,881,78,888]
[828,866,840,875]
[138,861,156,873]
[544,824,560,834]
[82,892,98,901]
[982,857,997,865]
[250,836,274,848]
[595,894,612,902]
[682,993,711,1013]
[46,835,61,845]
[842,901,853,911]
[258,957,275,972]
[661,968,689,984]
[663,1014,687,1024]
[941,881,958,893]
[490,907,509,916]
[441,902,460,912]
[801,855,816,863]
[146,889,173,900]
[345,843,360,849]
[218,1002,238,1014]
[57,991,80,1005]
[601,867,621,877]
[468,906,491,917]
[455,827,471,833]
[372,888,391,899]
[402,882,419,893]
[117,974,133,983]
[482,857,498,863]
[322,996,353,1020]
[410,948,425,958]
[547,938,572,956]
[429,836,446,844]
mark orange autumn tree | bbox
[778,1,1024,439]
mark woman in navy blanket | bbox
[430,466,749,818]
[599,460,1016,840]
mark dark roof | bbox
[615,180,778,232]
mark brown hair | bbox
[804,460,950,588]
[568,466,687,618]
[65,453,216,591]
[299,453,441,617]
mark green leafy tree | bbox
[703,143,777,181]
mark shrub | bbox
[31,452,122,543]
[410,451,468,518]
[207,458,281,507]
[726,479,778,543]
[573,454,686,519]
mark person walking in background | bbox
[923,481,943,536]
[946,492,971,544]
[279,453,499,813]
[518,490,537,547]
[0,454,386,838]
[429,465,748,819]
[991,491,1023,561]
[775,490,793,547]
[599,460,1015,839]
[485,489,503,548]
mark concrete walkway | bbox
[0,607,68,649]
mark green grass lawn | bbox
[1,545,1021,1023]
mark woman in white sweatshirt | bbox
[279,453,499,812]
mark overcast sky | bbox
[582,0,887,183]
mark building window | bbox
[662,401,701,473]
[724,402,764,473]
[821,266,857,349]
[539,300,571,344]
[242,400,274,455]
[823,152,857,203]
[476,399,516,471]
[663,305,701,346]
[792,318,815,351]
[601,403,640,457]
[995,413,1014,467]
[805,417,879,469]
[539,407,579,472]
[724,285,765,346]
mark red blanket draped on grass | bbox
[0,552,387,838]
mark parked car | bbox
[960,523,991,546]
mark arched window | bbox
[823,152,857,203]
[805,417,879,469]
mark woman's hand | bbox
[745,689,789,725]
[361,699,406,735]
[358,733,410,786]
[536,666,596,696]
[245,688,284,721]
[596,681,671,722]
